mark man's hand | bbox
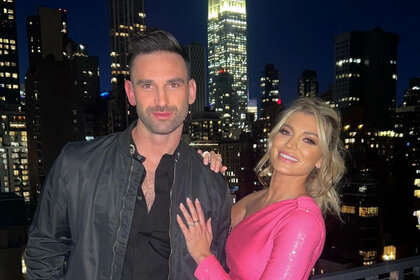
[198,150,227,174]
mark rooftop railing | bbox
[310,256,420,280]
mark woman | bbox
[177,97,346,279]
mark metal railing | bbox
[310,256,420,280]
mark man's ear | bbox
[125,80,136,106]
[188,79,197,105]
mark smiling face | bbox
[270,111,324,180]
[125,51,196,135]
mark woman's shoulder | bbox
[231,190,266,228]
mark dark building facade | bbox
[298,69,318,98]
[25,8,100,196]
[183,43,207,114]
[260,64,280,119]
[210,70,236,138]
[333,28,399,129]
[0,0,20,108]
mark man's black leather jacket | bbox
[25,123,231,279]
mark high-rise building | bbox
[27,7,68,67]
[0,110,29,200]
[208,0,248,138]
[109,0,145,85]
[333,28,399,129]
[298,69,318,98]
[0,0,20,108]
[260,64,280,119]
[183,43,207,114]
[25,8,101,194]
[108,0,146,132]
[210,69,235,138]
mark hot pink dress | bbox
[195,196,325,280]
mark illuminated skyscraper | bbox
[0,110,29,200]
[0,0,20,108]
[109,0,145,84]
[108,0,146,132]
[208,0,248,138]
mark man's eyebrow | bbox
[167,78,185,84]
[136,79,153,85]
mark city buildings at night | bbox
[298,69,319,98]
[334,28,399,129]
[3,1,420,278]
[0,110,29,199]
[207,0,248,139]
[25,7,101,194]
[108,0,146,133]
[0,0,20,108]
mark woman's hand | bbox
[198,150,227,174]
[177,197,213,265]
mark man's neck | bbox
[131,123,182,168]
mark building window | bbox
[359,207,378,217]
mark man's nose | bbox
[155,88,168,107]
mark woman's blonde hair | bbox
[255,97,345,216]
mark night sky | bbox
[16,0,420,105]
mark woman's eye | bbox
[304,138,316,145]
[279,128,289,135]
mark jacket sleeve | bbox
[209,177,231,271]
[259,209,325,279]
[24,146,72,279]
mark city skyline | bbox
[15,0,420,106]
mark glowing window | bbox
[359,207,378,217]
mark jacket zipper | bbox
[110,148,136,279]
[167,152,178,279]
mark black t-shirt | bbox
[121,140,175,280]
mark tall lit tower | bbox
[109,0,145,84]
[208,0,248,139]
[108,0,145,132]
[0,0,20,108]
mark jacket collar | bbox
[116,120,184,162]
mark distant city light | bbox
[100,91,110,98]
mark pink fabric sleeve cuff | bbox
[194,254,228,280]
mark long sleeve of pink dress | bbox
[194,196,325,280]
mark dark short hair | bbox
[128,29,191,79]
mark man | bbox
[25,30,231,279]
